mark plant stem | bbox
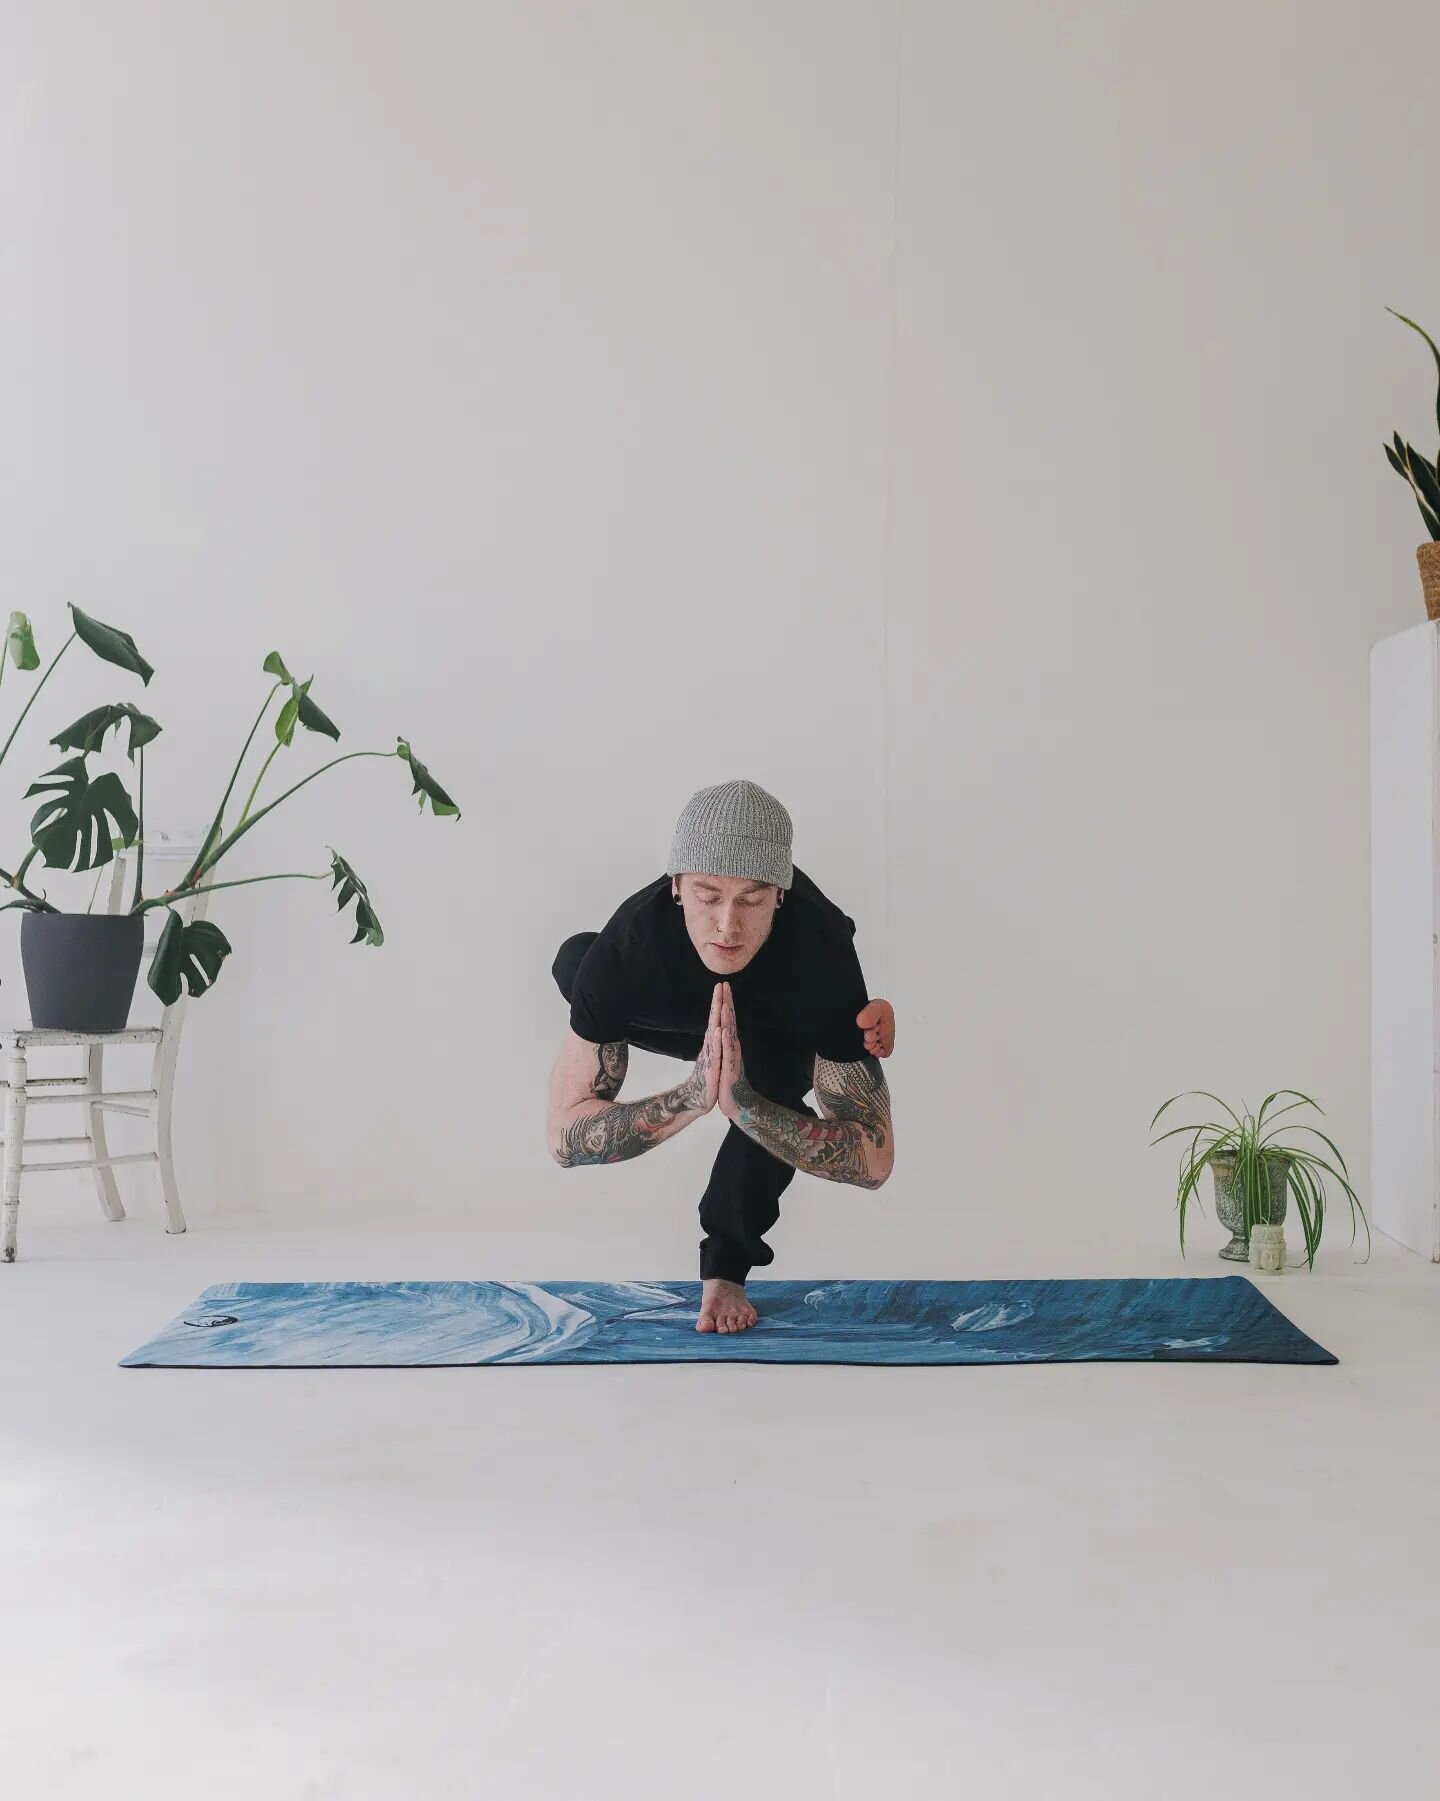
[0,859,57,912]
[133,870,327,914]
[194,749,394,882]
[238,737,284,827]
[178,681,284,892]
[133,743,145,908]
[0,632,74,773]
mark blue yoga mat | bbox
[119,1276,1336,1367]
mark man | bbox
[547,778,896,1335]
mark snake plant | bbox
[0,605,459,1003]
[1385,308,1440,539]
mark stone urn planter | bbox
[1211,1148,1292,1263]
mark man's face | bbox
[673,872,782,975]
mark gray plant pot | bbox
[1211,1149,1292,1262]
[20,912,146,1032]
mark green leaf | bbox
[1388,307,1440,443]
[275,679,307,748]
[328,848,384,946]
[1400,441,1440,522]
[1149,1089,1243,1134]
[68,604,154,686]
[397,737,460,818]
[25,757,138,871]
[1386,438,1440,537]
[51,702,162,760]
[262,651,293,682]
[147,910,233,1005]
[275,675,340,747]
[5,612,38,672]
[296,687,340,740]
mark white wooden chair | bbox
[1,847,209,1263]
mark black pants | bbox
[552,932,819,1283]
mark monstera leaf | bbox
[5,612,38,672]
[397,738,459,818]
[69,604,153,685]
[264,653,340,744]
[147,911,233,1005]
[51,702,162,760]
[328,848,383,946]
[25,757,138,870]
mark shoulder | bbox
[594,874,670,956]
[786,864,857,944]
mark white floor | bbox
[3,1185,1437,1801]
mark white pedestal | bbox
[1371,619,1440,1260]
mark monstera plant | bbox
[0,603,459,1029]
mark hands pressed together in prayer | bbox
[685,985,896,1124]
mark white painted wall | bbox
[1370,621,1440,1260]
[0,2,1433,1252]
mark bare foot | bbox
[697,1278,758,1334]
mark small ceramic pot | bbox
[1248,1222,1286,1273]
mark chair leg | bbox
[3,1050,27,1263]
[152,1036,186,1235]
[86,1045,126,1223]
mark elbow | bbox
[862,1145,894,1190]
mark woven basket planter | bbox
[1419,541,1440,622]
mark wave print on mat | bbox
[950,1300,1036,1332]
[125,1280,596,1367]
[119,1277,1338,1368]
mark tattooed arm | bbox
[729,1052,895,1189]
[546,999,722,1167]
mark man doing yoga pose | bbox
[547,778,895,1335]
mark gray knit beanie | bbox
[665,779,793,891]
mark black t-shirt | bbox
[569,864,871,1063]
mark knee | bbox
[551,932,598,1003]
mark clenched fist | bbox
[857,997,896,1058]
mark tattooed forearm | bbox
[555,1040,705,1167]
[730,1053,894,1188]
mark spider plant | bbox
[1384,308,1440,540]
[1149,1089,1371,1271]
[1,605,460,1005]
